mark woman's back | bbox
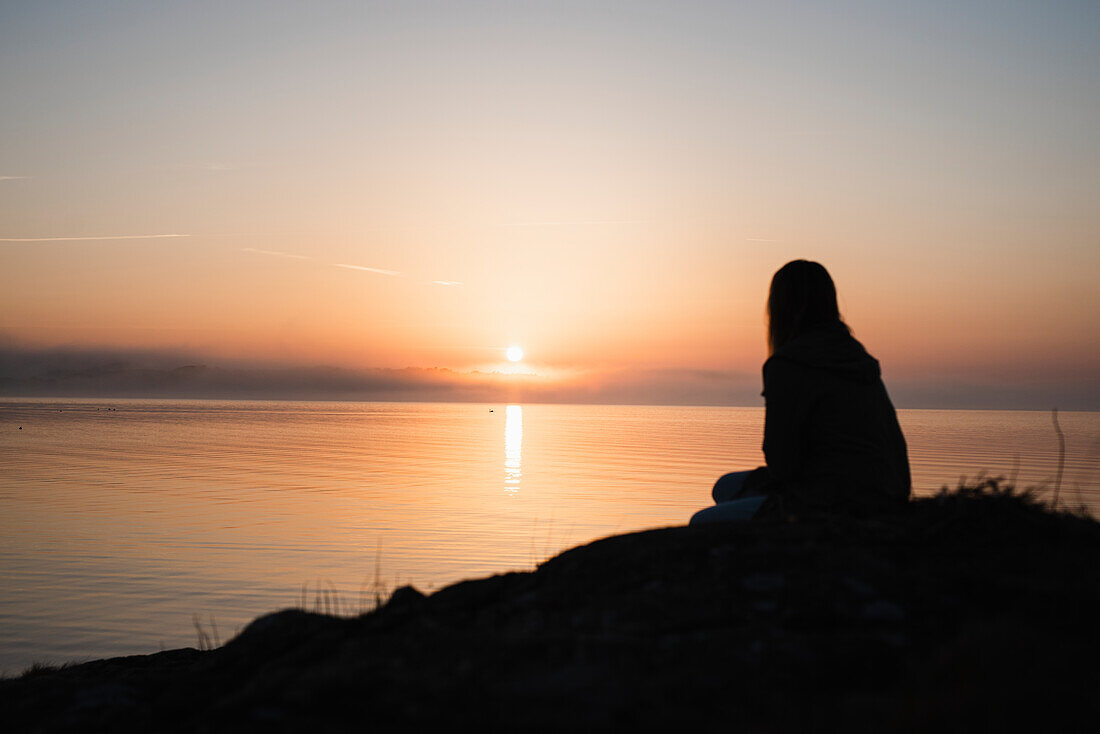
[763,323,910,509]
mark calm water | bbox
[1,399,1097,675]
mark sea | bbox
[1,398,1097,675]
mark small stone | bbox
[387,585,426,608]
[252,706,284,722]
[842,575,875,596]
[74,683,136,711]
[742,573,786,593]
[860,599,904,622]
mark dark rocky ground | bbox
[4,482,1100,732]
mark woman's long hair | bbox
[767,260,849,353]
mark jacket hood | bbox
[768,323,881,383]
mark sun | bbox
[506,346,524,362]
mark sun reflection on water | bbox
[504,404,522,494]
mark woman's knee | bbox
[692,495,766,525]
[712,470,752,503]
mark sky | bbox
[1,0,1098,408]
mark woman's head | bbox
[767,260,848,353]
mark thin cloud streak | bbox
[0,234,189,242]
[0,176,27,181]
[432,280,462,286]
[241,247,311,260]
[179,161,233,171]
[335,263,402,277]
[500,219,645,227]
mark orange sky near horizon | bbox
[1,1,1098,403]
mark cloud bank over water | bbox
[0,342,1094,410]
[0,342,759,406]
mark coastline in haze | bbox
[1,340,1095,410]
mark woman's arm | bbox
[761,357,811,484]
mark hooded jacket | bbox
[760,323,910,511]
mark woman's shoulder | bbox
[761,354,816,400]
[762,353,806,379]
[767,326,881,385]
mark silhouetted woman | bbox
[691,260,910,524]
